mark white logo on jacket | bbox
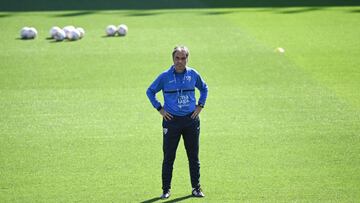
[178,95,189,105]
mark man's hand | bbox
[191,105,203,119]
[159,108,173,121]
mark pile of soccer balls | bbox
[20,24,128,41]
[106,24,128,37]
[50,26,85,41]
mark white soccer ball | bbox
[275,47,285,53]
[53,29,66,41]
[117,24,128,36]
[76,27,85,38]
[63,25,75,39]
[67,29,81,41]
[50,26,61,38]
[20,27,37,39]
[106,25,117,36]
[27,27,38,39]
[20,27,30,39]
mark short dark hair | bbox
[172,45,189,58]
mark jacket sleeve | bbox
[146,73,164,110]
[195,73,208,106]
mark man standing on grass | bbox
[146,46,208,199]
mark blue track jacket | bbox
[146,65,208,116]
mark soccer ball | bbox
[53,29,66,41]
[76,27,85,38]
[106,25,117,36]
[67,29,81,41]
[275,47,285,53]
[20,27,30,39]
[27,27,38,39]
[117,24,128,36]
[20,27,37,39]
[49,26,61,38]
[63,25,75,39]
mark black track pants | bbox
[161,113,201,191]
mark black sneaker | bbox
[192,188,205,197]
[160,190,170,199]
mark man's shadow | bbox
[140,195,192,203]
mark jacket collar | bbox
[171,65,188,74]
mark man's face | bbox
[173,51,188,72]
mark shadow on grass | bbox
[140,197,161,203]
[203,10,235,15]
[52,11,96,17]
[15,37,36,40]
[140,195,193,203]
[349,9,360,13]
[1,0,360,12]
[0,13,12,18]
[126,12,161,17]
[101,35,125,38]
[49,40,63,43]
[275,7,322,14]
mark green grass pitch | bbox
[1,1,360,202]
